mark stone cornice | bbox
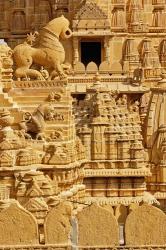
[85,168,151,177]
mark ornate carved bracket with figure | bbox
[13,15,72,81]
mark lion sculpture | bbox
[13,15,72,80]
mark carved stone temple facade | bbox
[0,0,165,249]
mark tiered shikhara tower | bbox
[0,0,165,247]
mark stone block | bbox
[125,204,166,245]
[44,202,72,244]
[0,203,38,245]
[76,203,119,246]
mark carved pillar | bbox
[153,9,166,27]
[0,2,8,31]
[92,178,106,197]
[107,178,119,197]
[160,39,166,67]
[73,37,79,65]
[105,129,117,161]
[141,38,154,69]
[156,126,166,193]
[91,123,107,160]
[78,125,91,160]
[123,38,139,62]
[123,38,140,75]
[134,177,146,196]
[39,0,51,25]
[3,1,10,31]
[14,0,25,8]
[12,11,26,31]
[130,4,140,25]
[120,178,133,197]
[128,0,146,32]
[10,0,26,32]
[104,36,111,64]
[117,134,130,162]
[111,5,126,29]
[153,45,161,68]
[150,0,166,32]
[33,0,42,29]
[111,2,126,31]
[130,140,145,168]
[160,139,166,188]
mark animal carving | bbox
[19,103,54,140]
[13,15,72,80]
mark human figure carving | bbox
[13,15,72,80]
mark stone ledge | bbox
[0,244,165,250]
[85,168,151,177]
[84,194,158,206]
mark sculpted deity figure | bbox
[13,15,72,80]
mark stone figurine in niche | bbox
[13,15,72,80]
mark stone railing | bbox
[3,78,148,94]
